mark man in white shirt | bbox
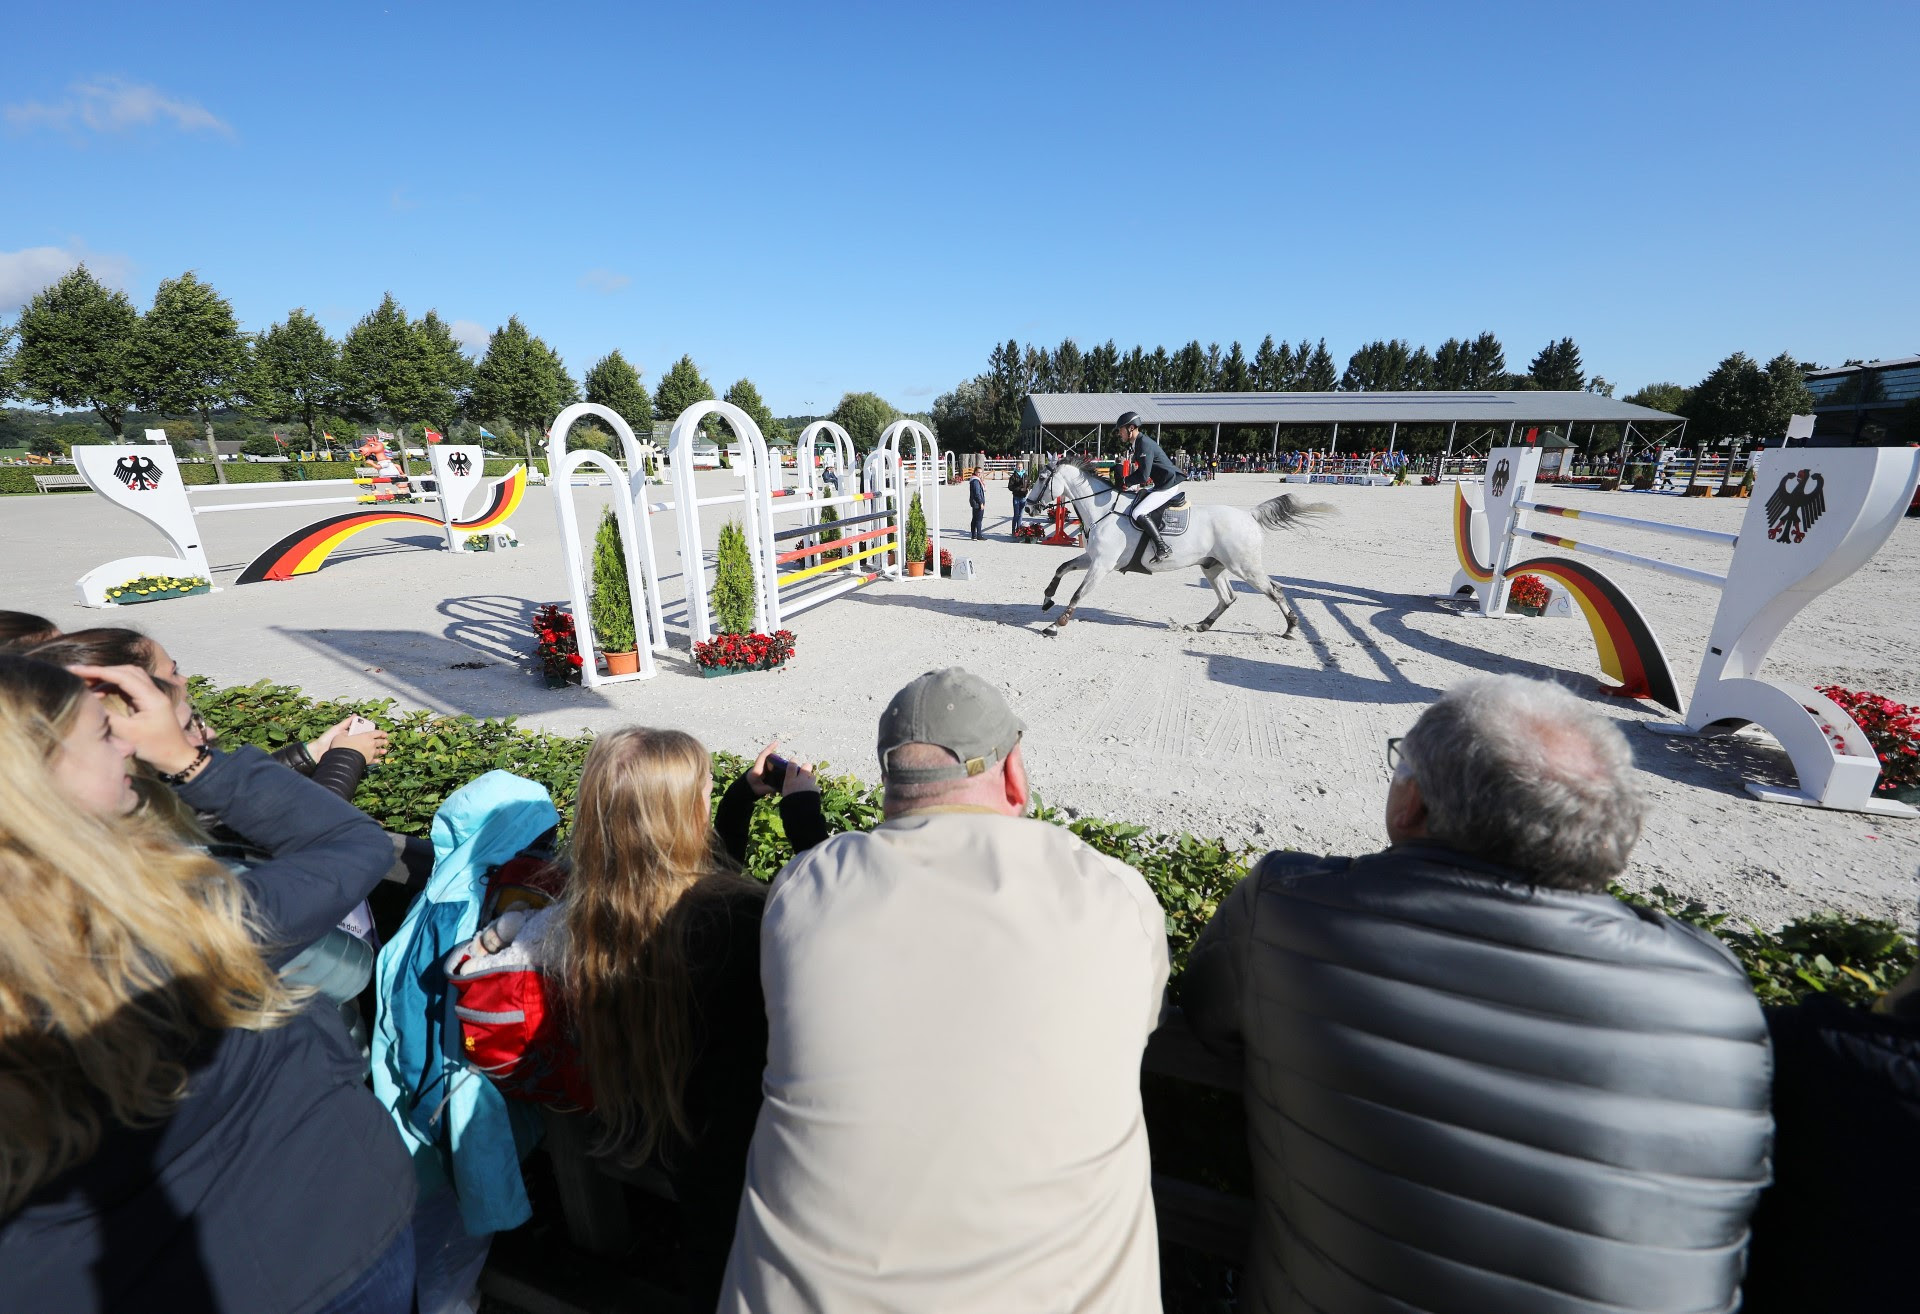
[721,668,1170,1313]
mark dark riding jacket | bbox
[1127,433,1182,489]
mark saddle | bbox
[1120,492,1191,575]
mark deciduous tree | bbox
[136,272,250,483]
[469,314,579,467]
[583,350,652,440]
[653,354,716,434]
[1624,381,1689,414]
[9,265,141,437]
[829,390,900,450]
[246,309,341,450]
[723,377,783,442]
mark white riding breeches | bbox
[1130,484,1182,521]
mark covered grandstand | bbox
[1021,391,1685,460]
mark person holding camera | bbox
[458,733,825,1312]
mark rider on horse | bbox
[1116,411,1183,563]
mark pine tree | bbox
[1301,340,1338,391]
[655,354,717,436]
[1528,338,1586,391]
[711,520,758,635]
[904,492,929,563]
[588,507,637,652]
[1220,341,1251,392]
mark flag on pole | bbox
[424,428,445,443]
[478,427,497,440]
[273,432,288,447]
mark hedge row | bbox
[1,461,362,494]
[0,465,79,494]
[191,677,1916,1002]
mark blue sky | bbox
[3,1,1914,414]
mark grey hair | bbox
[882,742,970,808]
[1400,675,1645,891]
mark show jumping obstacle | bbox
[547,402,939,685]
[1450,442,1920,815]
[70,440,525,604]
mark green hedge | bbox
[484,458,547,476]
[0,465,79,494]
[190,677,1916,1000]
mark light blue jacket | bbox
[371,770,559,1235]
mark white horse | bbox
[1024,459,1334,638]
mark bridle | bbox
[1039,464,1124,529]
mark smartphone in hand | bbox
[763,754,790,790]
[346,715,377,736]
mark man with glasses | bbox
[722,668,1169,1313]
[1115,410,1184,563]
[1179,675,1772,1314]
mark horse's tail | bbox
[1252,494,1336,531]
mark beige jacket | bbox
[719,808,1170,1313]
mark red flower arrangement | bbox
[531,603,583,684]
[923,547,956,577]
[1811,686,1920,796]
[1013,524,1046,541]
[693,629,797,674]
[1505,573,1552,614]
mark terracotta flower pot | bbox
[604,648,640,675]
[906,561,926,577]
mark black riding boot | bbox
[1140,518,1173,563]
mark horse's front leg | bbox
[1042,560,1112,637]
[1179,560,1235,633]
[1041,552,1089,611]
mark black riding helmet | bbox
[1116,410,1144,430]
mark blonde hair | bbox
[561,727,762,1165]
[0,657,303,1217]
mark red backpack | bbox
[445,854,594,1111]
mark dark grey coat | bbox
[1179,845,1773,1314]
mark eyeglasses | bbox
[186,705,214,745]
[1385,736,1405,773]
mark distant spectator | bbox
[967,470,986,540]
[0,610,58,650]
[1180,674,1772,1314]
[0,656,413,1312]
[1741,953,1920,1309]
[722,668,1168,1312]
[1008,468,1030,535]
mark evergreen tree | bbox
[711,520,758,635]
[1084,340,1119,393]
[10,265,141,436]
[1120,346,1152,392]
[1252,335,1283,390]
[1170,341,1208,391]
[1341,339,1414,391]
[1050,338,1085,393]
[589,507,636,652]
[1681,352,1813,443]
[1433,337,1470,390]
[136,272,250,483]
[1220,341,1251,391]
[1300,340,1338,391]
[1149,346,1173,390]
[1528,337,1586,391]
[247,308,341,450]
[469,314,579,467]
[1465,332,1508,389]
[583,349,652,440]
[1406,345,1436,391]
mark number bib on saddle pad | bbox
[1121,492,1190,574]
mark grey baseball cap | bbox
[877,667,1025,784]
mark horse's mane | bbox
[1051,456,1107,485]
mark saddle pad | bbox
[1154,506,1190,537]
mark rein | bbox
[1046,470,1123,529]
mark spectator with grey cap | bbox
[720,668,1170,1314]
[1178,674,1773,1314]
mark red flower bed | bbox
[1506,573,1551,612]
[532,603,583,684]
[924,547,956,576]
[693,629,797,673]
[1013,524,1045,541]
[1813,686,1920,795]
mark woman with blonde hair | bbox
[0,655,415,1312]
[462,727,825,1310]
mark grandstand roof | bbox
[1023,391,1680,430]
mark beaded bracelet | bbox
[157,743,212,785]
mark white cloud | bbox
[0,243,133,312]
[450,319,491,354]
[4,76,233,139]
[902,384,935,397]
[579,268,631,294]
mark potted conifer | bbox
[693,520,795,676]
[589,507,640,675]
[904,493,929,576]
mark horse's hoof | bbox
[1041,600,1055,612]
[1040,626,1058,638]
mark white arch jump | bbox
[1456,442,1920,816]
[796,421,858,500]
[547,402,667,685]
[879,419,942,574]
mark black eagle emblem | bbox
[113,455,163,491]
[1490,458,1511,498]
[447,451,472,477]
[1765,469,1825,545]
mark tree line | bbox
[0,265,888,475]
[932,332,1814,455]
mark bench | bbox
[33,473,90,492]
